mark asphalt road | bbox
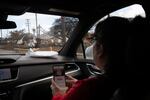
[0,49,17,54]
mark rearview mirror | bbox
[0,20,17,29]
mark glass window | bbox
[76,32,94,59]
[76,44,84,59]
[77,4,145,60]
[0,13,78,54]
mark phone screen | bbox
[53,65,66,87]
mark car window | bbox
[0,13,78,54]
[76,32,94,59]
[77,4,145,60]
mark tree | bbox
[49,17,78,44]
[8,29,34,47]
[9,30,25,43]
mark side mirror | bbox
[0,20,17,29]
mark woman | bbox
[51,17,133,100]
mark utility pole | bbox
[35,13,38,37]
[26,19,30,33]
[32,29,35,36]
[38,25,40,38]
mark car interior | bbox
[0,0,150,100]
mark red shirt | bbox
[52,76,116,100]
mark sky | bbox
[110,4,145,18]
[89,4,145,33]
[2,13,60,37]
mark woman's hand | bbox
[66,75,78,88]
[51,79,68,95]
[51,75,78,96]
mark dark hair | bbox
[94,17,133,79]
[95,17,131,56]
[95,16,149,81]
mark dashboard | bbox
[0,55,94,100]
[0,56,86,86]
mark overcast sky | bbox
[2,13,60,37]
[8,13,60,31]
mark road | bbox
[0,49,17,54]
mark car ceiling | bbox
[0,0,147,17]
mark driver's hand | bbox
[66,75,78,88]
[51,79,68,96]
[51,75,78,96]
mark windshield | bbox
[0,13,78,54]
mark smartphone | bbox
[53,65,66,87]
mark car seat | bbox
[111,16,150,100]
